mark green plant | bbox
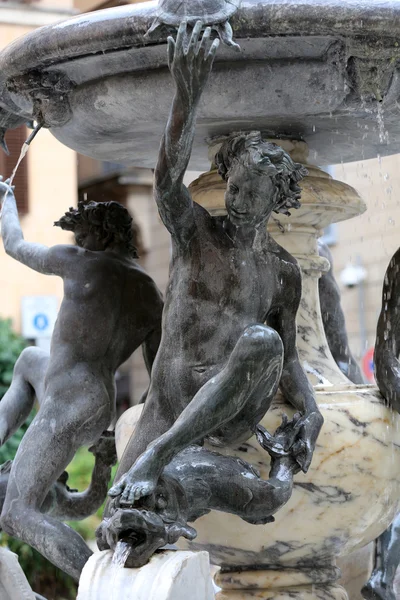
[0,318,29,464]
[0,318,27,399]
[0,319,118,598]
[67,446,118,540]
[0,319,76,599]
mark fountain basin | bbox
[2,1,400,167]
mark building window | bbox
[0,126,29,215]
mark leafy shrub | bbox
[0,319,118,599]
[0,318,27,399]
[0,319,76,598]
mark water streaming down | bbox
[112,540,133,568]
[8,142,29,187]
[8,124,42,187]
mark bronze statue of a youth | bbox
[0,184,163,580]
[110,22,323,512]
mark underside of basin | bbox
[2,1,400,168]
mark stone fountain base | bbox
[114,378,400,600]
[77,549,215,600]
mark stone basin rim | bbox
[2,0,400,81]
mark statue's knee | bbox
[240,325,283,360]
[14,347,37,376]
[0,508,17,536]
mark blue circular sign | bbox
[33,313,49,331]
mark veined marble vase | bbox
[173,140,400,600]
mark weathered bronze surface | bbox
[100,23,323,568]
[0,184,163,580]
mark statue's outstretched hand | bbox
[168,20,219,106]
[256,410,323,474]
[289,411,323,473]
[0,177,15,207]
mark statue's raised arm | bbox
[0,178,77,276]
[154,21,219,244]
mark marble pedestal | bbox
[0,547,36,600]
[337,545,373,600]
[77,549,214,600]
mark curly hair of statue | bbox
[215,131,308,216]
[54,200,139,258]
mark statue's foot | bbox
[361,572,396,600]
[89,430,117,467]
[109,450,161,506]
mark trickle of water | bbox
[377,103,389,145]
[112,540,132,567]
[8,142,29,187]
[8,124,42,187]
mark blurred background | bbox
[0,0,399,596]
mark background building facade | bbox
[0,0,77,334]
[0,0,398,395]
[330,154,400,380]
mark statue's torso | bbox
[47,251,162,380]
[153,205,298,413]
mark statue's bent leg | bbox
[209,335,284,447]
[112,325,284,504]
[0,381,112,581]
[383,514,400,591]
[0,347,48,445]
[114,385,176,485]
[0,433,116,523]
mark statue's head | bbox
[215,132,308,227]
[54,200,138,257]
